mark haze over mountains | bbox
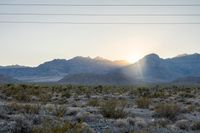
[1,53,200,84]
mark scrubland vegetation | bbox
[0,84,200,133]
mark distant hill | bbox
[59,73,139,85]
[119,53,200,83]
[0,57,128,82]
[0,65,27,69]
[172,76,200,84]
[0,74,18,84]
[1,53,200,84]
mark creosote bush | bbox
[100,99,127,119]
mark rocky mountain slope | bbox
[0,57,128,82]
[0,74,18,83]
[1,53,200,84]
[60,53,200,85]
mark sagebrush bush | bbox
[136,97,151,109]
[8,102,40,114]
[155,104,181,120]
[54,106,67,117]
[100,99,127,119]
[87,99,100,107]
[32,122,92,133]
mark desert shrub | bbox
[179,92,195,98]
[32,122,93,133]
[23,104,41,114]
[32,122,73,133]
[15,92,32,102]
[191,121,200,130]
[39,93,52,103]
[131,131,149,133]
[61,90,71,99]
[187,105,196,113]
[134,87,150,97]
[154,104,181,120]
[151,91,165,98]
[87,99,100,107]
[14,119,32,133]
[8,102,40,114]
[175,120,190,130]
[154,118,170,128]
[54,106,67,117]
[136,97,151,109]
[1,84,54,102]
[100,99,127,119]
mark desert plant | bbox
[136,97,151,109]
[87,99,100,107]
[187,105,196,113]
[100,99,127,119]
[61,90,71,99]
[191,121,200,130]
[154,104,181,120]
[8,102,40,114]
[54,105,67,117]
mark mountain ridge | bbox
[0,53,200,84]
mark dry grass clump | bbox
[186,105,196,113]
[151,91,166,98]
[32,121,94,133]
[87,99,100,107]
[8,102,40,114]
[100,99,127,119]
[54,105,67,117]
[136,97,151,109]
[130,131,149,133]
[154,104,181,120]
[1,84,53,102]
[32,122,71,133]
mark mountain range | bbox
[1,53,200,84]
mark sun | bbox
[127,55,142,63]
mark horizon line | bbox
[0,53,198,67]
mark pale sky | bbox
[0,0,200,66]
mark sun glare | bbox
[127,55,142,64]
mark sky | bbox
[0,0,200,66]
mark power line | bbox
[0,3,200,7]
[1,13,200,16]
[0,21,200,24]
